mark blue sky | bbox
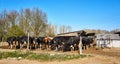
[0,0,120,31]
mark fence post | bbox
[79,36,82,55]
[27,31,29,50]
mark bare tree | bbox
[110,29,120,33]
[46,23,55,37]
[0,8,73,39]
[0,10,7,41]
[58,25,72,34]
[18,9,26,33]
[18,8,48,37]
[6,10,18,27]
[84,29,109,34]
[18,8,32,35]
[31,8,47,37]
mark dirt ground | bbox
[0,55,119,64]
[0,45,120,64]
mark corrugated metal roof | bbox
[57,30,84,35]
[96,34,120,40]
[57,30,95,36]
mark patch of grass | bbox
[0,51,32,59]
[0,52,3,59]
[27,53,50,61]
[0,51,90,61]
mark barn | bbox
[57,30,95,37]
[57,31,80,36]
[115,31,120,36]
[96,34,120,48]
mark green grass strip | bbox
[0,51,90,61]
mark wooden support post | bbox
[27,31,29,50]
[79,36,82,55]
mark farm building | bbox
[57,31,78,36]
[114,31,120,36]
[57,30,95,37]
[96,34,120,48]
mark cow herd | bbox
[7,31,95,52]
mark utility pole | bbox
[79,36,82,55]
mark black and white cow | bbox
[50,31,94,52]
[62,36,94,52]
[35,37,45,49]
[50,36,76,51]
[17,36,35,49]
[35,36,52,50]
[7,36,17,49]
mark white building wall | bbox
[96,40,120,48]
[110,40,120,47]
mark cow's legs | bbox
[70,45,74,51]
[14,42,17,49]
[82,45,85,50]
[20,44,23,49]
[55,46,58,51]
[29,44,32,49]
[8,43,11,49]
[85,45,87,50]
[40,44,42,50]
[15,41,19,49]
[10,44,13,49]
[34,43,36,49]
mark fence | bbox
[0,42,8,47]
